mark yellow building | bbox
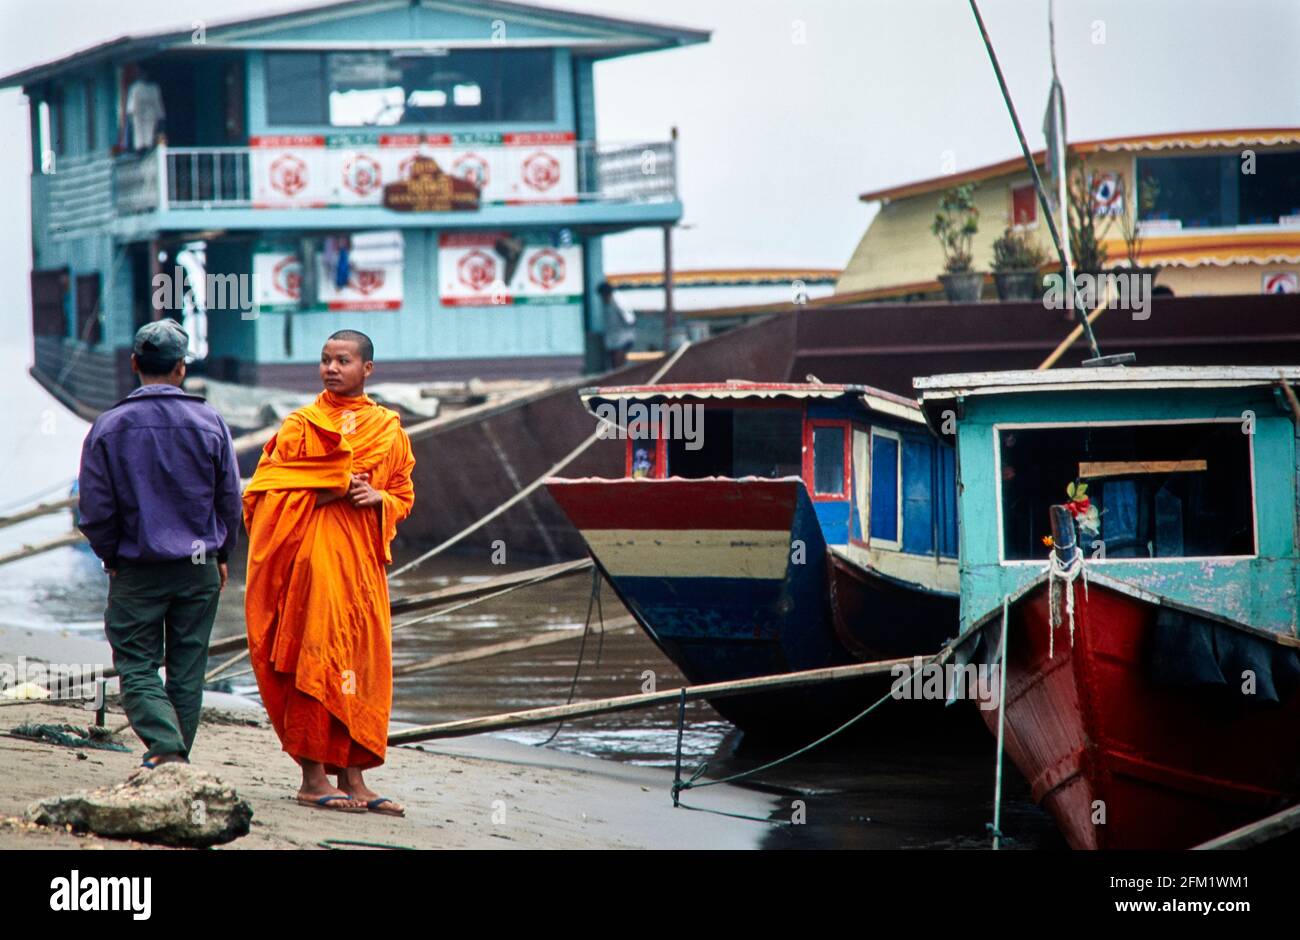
[837,128,1300,300]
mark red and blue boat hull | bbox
[969,575,1300,849]
[545,477,882,736]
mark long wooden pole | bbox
[388,655,922,744]
[1037,279,1111,370]
[1192,802,1300,850]
[0,532,86,567]
[968,0,1101,360]
[100,558,602,679]
[0,497,77,530]
[390,558,591,615]
[393,615,637,676]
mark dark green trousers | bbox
[104,557,221,761]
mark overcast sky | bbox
[1,0,1298,324]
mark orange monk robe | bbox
[243,390,415,771]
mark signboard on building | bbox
[438,232,583,306]
[250,132,576,208]
[251,136,329,209]
[382,156,480,212]
[254,232,404,312]
[1091,172,1123,217]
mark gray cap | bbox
[133,319,189,361]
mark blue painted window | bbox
[902,438,934,554]
[266,51,556,126]
[813,425,846,495]
[870,433,899,542]
[266,54,327,125]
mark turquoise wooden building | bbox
[2,0,706,413]
[916,367,1300,636]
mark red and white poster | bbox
[438,232,582,306]
[1091,172,1123,217]
[329,134,426,206]
[1263,272,1299,294]
[251,136,329,208]
[254,232,404,312]
[503,132,577,204]
[253,249,303,312]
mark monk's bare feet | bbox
[335,767,405,817]
[298,760,366,811]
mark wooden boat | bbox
[545,381,959,738]
[917,366,1300,849]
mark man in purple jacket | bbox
[77,320,242,768]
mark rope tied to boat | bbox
[1045,550,1088,658]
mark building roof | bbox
[0,0,710,89]
[606,268,842,290]
[858,128,1300,204]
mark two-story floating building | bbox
[3,0,707,414]
[837,128,1300,302]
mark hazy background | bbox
[1,0,1298,336]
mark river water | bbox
[0,348,1062,849]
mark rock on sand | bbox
[25,763,252,848]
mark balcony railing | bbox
[112,139,677,214]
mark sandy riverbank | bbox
[0,625,776,850]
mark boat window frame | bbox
[868,427,903,551]
[991,417,1260,566]
[623,412,667,479]
[804,417,851,502]
[850,426,871,546]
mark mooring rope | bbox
[388,341,692,580]
[1046,550,1088,658]
[534,566,600,747]
[668,657,937,824]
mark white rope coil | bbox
[1045,550,1088,658]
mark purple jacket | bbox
[77,385,242,568]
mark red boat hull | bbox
[985,578,1300,850]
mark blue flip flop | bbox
[350,795,405,817]
[298,793,367,813]
[141,755,188,769]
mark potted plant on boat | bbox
[1113,171,1162,287]
[931,184,983,302]
[990,226,1048,301]
[1066,155,1113,277]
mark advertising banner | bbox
[251,133,576,208]
[250,136,329,208]
[438,231,583,306]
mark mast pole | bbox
[966,0,1102,361]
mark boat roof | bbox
[581,381,924,424]
[916,366,1300,428]
[0,0,710,89]
[917,366,1300,396]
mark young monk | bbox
[243,330,415,815]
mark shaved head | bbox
[327,329,374,363]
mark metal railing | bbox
[113,138,677,214]
[166,148,252,208]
